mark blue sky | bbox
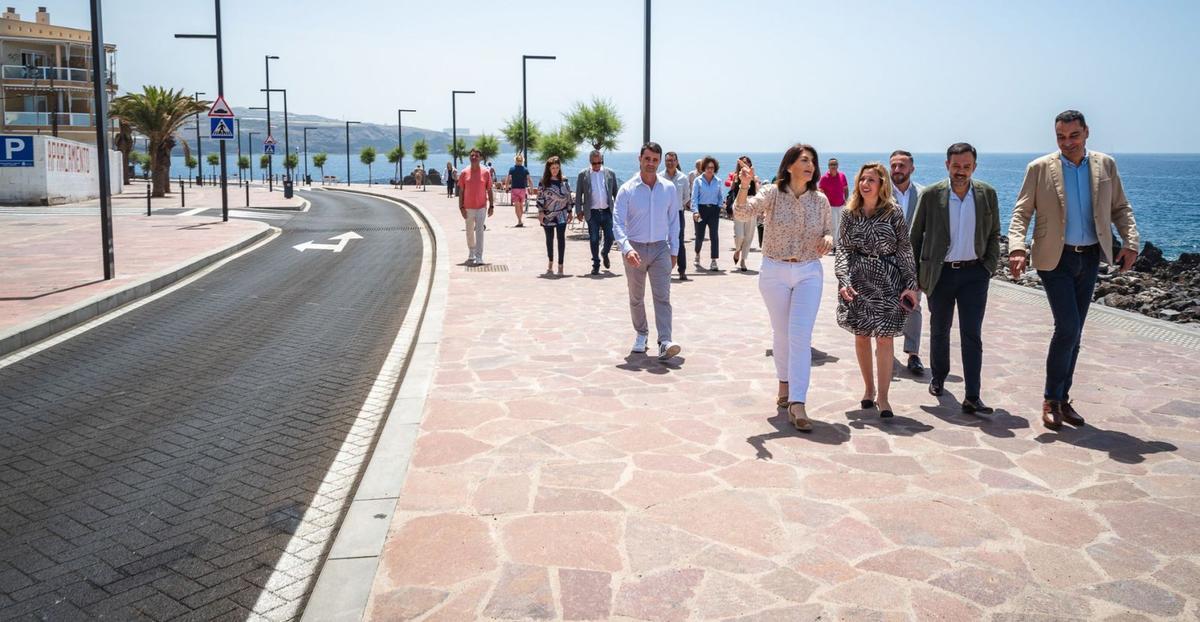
[44,0,1200,152]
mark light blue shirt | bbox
[691,174,726,207]
[614,174,681,256]
[1062,151,1098,245]
[946,183,978,262]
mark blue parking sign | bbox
[0,135,34,167]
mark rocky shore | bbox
[995,240,1200,325]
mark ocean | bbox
[167,151,1200,259]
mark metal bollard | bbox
[146,183,151,216]
[245,180,250,207]
[180,179,186,208]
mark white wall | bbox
[0,135,123,205]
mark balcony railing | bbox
[3,111,93,127]
[2,65,93,83]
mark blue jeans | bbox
[587,209,614,267]
[1038,245,1100,401]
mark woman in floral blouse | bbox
[733,144,833,432]
[835,163,919,419]
[537,156,573,276]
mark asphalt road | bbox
[0,190,424,621]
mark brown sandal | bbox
[788,402,813,432]
[776,382,789,408]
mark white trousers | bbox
[830,206,844,245]
[464,207,487,261]
[733,219,756,262]
[758,258,824,403]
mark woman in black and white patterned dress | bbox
[835,163,919,418]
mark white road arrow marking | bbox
[293,231,363,253]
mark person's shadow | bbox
[616,353,683,375]
[765,348,840,366]
[1035,426,1177,464]
[747,410,850,460]
[919,388,1029,438]
[846,408,934,436]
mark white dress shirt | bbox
[894,184,911,217]
[665,169,692,211]
[614,174,681,256]
[590,169,609,210]
[946,184,978,262]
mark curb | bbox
[300,189,449,622]
[0,224,273,359]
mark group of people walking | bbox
[453,110,1139,433]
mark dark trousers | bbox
[543,223,566,263]
[757,222,764,247]
[677,211,688,276]
[1038,246,1100,401]
[694,204,720,259]
[587,209,614,268]
[928,263,990,399]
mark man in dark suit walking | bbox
[909,143,1001,414]
[575,150,620,275]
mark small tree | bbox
[237,155,250,182]
[284,153,299,177]
[565,97,623,152]
[537,127,580,165]
[446,137,467,163]
[138,153,152,178]
[185,154,198,179]
[206,152,219,179]
[412,139,429,190]
[500,109,540,158]
[388,146,408,187]
[259,154,270,182]
[313,152,328,184]
[474,134,500,164]
[360,146,377,186]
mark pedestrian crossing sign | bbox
[209,117,234,140]
[263,135,277,154]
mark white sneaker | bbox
[710,259,719,271]
[632,334,648,353]
[658,341,681,360]
[694,257,702,269]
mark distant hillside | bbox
[179,107,512,157]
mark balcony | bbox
[2,65,97,84]
[3,111,93,127]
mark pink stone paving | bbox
[362,186,1200,620]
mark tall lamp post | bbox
[521,55,555,163]
[247,131,257,182]
[302,126,316,184]
[643,0,651,144]
[249,106,268,185]
[264,54,279,188]
[235,117,242,185]
[261,88,290,182]
[345,120,360,186]
[89,0,114,279]
[451,90,474,167]
[192,90,205,185]
[397,108,415,188]
[175,0,230,220]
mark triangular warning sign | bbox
[263,135,277,146]
[208,95,234,117]
[211,119,234,138]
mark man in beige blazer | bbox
[1008,110,1139,430]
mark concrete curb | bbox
[0,223,273,358]
[300,189,449,622]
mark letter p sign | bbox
[0,136,34,167]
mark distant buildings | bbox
[0,6,118,145]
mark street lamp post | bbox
[451,90,475,168]
[89,0,114,279]
[261,88,290,182]
[175,1,230,221]
[264,54,279,189]
[345,121,360,186]
[235,117,241,185]
[643,0,651,144]
[302,127,316,184]
[193,90,205,186]
[397,108,415,188]
[521,55,555,163]
[247,131,257,183]
[249,106,268,184]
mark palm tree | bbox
[259,154,270,182]
[360,146,377,186]
[206,153,219,181]
[537,127,580,165]
[474,134,500,164]
[412,139,429,190]
[446,137,468,162]
[500,109,540,158]
[109,86,208,196]
[313,152,328,184]
[565,97,624,152]
[387,146,405,187]
[185,155,198,180]
[237,155,250,182]
[284,153,299,178]
[114,121,134,184]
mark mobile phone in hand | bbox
[900,295,916,312]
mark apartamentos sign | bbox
[45,138,92,174]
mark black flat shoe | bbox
[906,355,925,375]
[880,409,894,418]
[861,399,875,409]
[928,381,944,397]
[962,397,994,414]
[602,254,611,269]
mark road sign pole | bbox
[89,0,114,280]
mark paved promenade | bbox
[344,185,1200,621]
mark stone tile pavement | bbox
[350,185,1200,621]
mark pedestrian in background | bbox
[733,144,832,431]
[664,151,693,281]
[835,163,919,419]
[457,149,494,265]
[890,149,926,375]
[575,150,620,275]
[445,161,457,197]
[537,156,573,276]
[691,156,726,272]
[507,154,531,227]
[728,156,759,272]
[819,157,849,248]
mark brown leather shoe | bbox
[1042,400,1063,430]
[1061,401,1085,427]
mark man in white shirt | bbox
[664,151,693,281]
[575,150,619,275]
[890,149,925,375]
[614,142,682,361]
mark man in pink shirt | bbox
[458,148,494,265]
[818,157,849,248]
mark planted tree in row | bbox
[500,109,540,158]
[360,146,377,186]
[387,145,405,187]
[412,139,429,190]
[313,152,328,184]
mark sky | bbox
[41,0,1200,153]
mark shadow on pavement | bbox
[616,353,684,374]
[846,409,934,436]
[748,410,851,459]
[920,389,1030,438]
[1035,426,1178,464]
